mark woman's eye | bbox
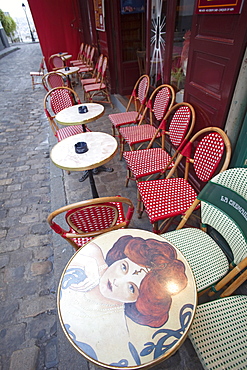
[128,283,135,294]
[121,262,127,272]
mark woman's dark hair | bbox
[105,235,187,328]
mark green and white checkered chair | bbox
[188,295,247,370]
[162,167,247,295]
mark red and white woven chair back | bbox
[100,57,108,79]
[66,203,124,233]
[50,89,75,114]
[51,56,64,69]
[153,86,172,121]
[96,54,104,73]
[194,132,225,182]
[89,47,95,62]
[137,76,149,105]
[47,73,66,89]
[169,106,191,147]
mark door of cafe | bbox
[184,0,247,132]
[105,0,146,95]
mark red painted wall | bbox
[28,0,83,70]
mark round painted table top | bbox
[50,132,118,171]
[57,66,79,76]
[55,103,105,126]
[58,229,197,369]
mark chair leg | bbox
[112,124,116,137]
[119,136,125,160]
[125,168,131,187]
[159,217,175,234]
[31,76,35,90]
[137,190,144,217]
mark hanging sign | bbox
[195,0,244,14]
[93,0,105,31]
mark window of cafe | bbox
[149,0,195,90]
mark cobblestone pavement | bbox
[1,42,234,370]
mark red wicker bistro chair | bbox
[70,42,85,65]
[83,56,113,107]
[109,74,150,137]
[44,86,91,142]
[47,196,134,251]
[80,53,104,87]
[42,71,68,92]
[77,46,96,76]
[71,43,90,66]
[137,127,231,234]
[49,54,66,71]
[123,102,195,187]
[118,84,175,160]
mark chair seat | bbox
[109,111,141,128]
[189,295,247,370]
[79,66,93,73]
[120,124,161,146]
[81,77,100,86]
[123,148,174,179]
[137,177,198,223]
[84,83,106,93]
[163,228,229,292]
[56,125,91,142]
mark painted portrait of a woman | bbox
[59,232,193,367]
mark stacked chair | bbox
[70,42,85,65]
[159,167,247,369]
[43,86,91,142]
[83,56,113,107]
[118,84,175,159]
[78,46,96,76]
[137,127,231,233]
[47,196,134,251]
[109,74,150,137]
[80,53,104,88]
[123,102,195,187]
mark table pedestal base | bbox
[79,166,114,182]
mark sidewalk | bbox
[0,43,205,370]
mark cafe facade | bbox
[28,0,247,167]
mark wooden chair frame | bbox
[30,56,45,90]
[123,102,195,187]
[137,127,231,234]
[47,196,134,250]
[109,74,150,137]
[119,84,175,159]
[43,86,82,138]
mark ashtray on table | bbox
[78,105,88,114]
[75,142,88,154]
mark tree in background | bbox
[0,10,17,42]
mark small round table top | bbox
[58,228,197,369]
[50,132,118,172]
[57,66,79,76]
[62,54,72,61]
[55,103,105,126]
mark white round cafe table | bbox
[50,132,118,198]
[57,228,197,369]
[56,66,80,76]
[55,103,105,131]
